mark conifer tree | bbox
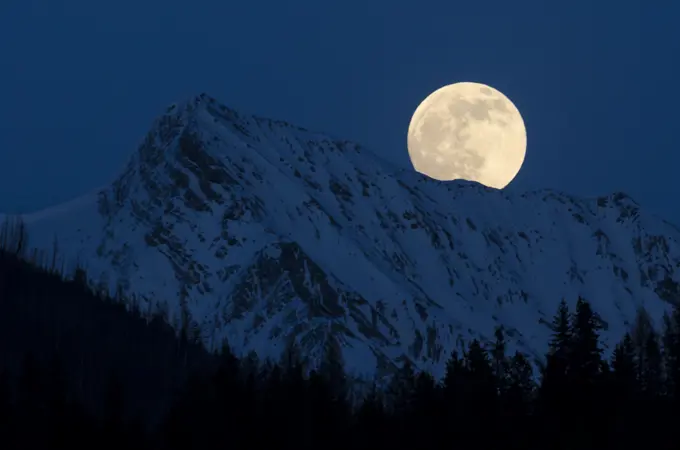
[400,370,439,448]
[662,307,680,408]
[569,296,603,383]
[607,330,640,440]
[465,339,494,379]
[540,299,572,412]
[643,328,664,398]
[506,351,535,415]
[388,358,417,416]
[441,348,466,423]
[492,326,509,395]
[538,299,574,445]
[631,307,655,381]
[611,332,638,398]
[308,370,336,447]
[319,337,347,400]
[411,370,439,423]
[463,339,497,442]
[354,384,386,448]
[215,339,240,391]
[278,340,308,446]
[505,351,536,449]
[568,297,606,447]
[548,299,572,373]
[442,349,465,395]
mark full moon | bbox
[407,82,526,189]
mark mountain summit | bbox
[17,93,680,379]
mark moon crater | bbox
[407,82,526,189]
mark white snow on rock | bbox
[11,93,680,381]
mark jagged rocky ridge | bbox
[16,93,680,381]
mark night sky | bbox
[1,1,678,224]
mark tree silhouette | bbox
[0,234,677,449]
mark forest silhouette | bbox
[0,217,678,449]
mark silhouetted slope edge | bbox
[1,217,680,448]
[17,94,680,382]
[0,221,215,429]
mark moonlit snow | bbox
[7,93,680,382]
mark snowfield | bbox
[8,93,680,382]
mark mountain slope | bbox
[15,93,680,380]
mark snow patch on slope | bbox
[13,93,680,380]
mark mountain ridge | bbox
[10,92,680,380]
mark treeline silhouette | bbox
[0,217,679,449]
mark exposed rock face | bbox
[18,93,680,381]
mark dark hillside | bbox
[0,238,214,428]
[1,218,679,449]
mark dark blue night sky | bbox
[1,1,677,223]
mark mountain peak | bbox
[161,92,313,136]
[21,95,680,381]
[163,92,213,116]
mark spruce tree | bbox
[611,332,638,398]
[281,341,309,446]
[308,370,338,447]
[540,299,572,410]
[631,307,655,383]
[569,296,603,383]
[442,349,465,395]
[538,299,574,446]
[319,337,347,401]
[387,358,417,416]
[354,384,386,449]
[549,299,572,372]
[568,297,607,448]
[407,371,439,448]
[463,339,497,445]
[441,348,466,423]
[216,340,240,385]
[506,351,535,415]
[643,328,664,398]
[492,326,509,395]
[412,370,437,411]
[608,331,640,440]
[662,307,680,408]
[505,351,536,449]
[465,339,494,379]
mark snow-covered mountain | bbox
[13,93,680,380]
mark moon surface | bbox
[407,82,526,189]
